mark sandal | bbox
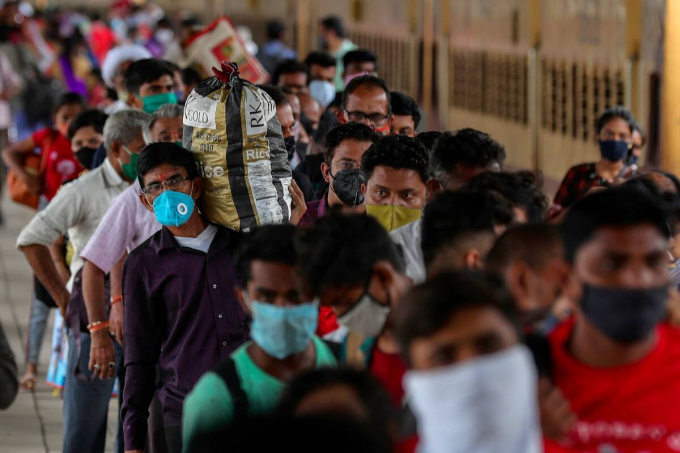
[19,372,37,391]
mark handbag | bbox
[7,132,52,209]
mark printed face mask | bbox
[580,283,667,343]
[250,300,319,359]
[404,345,542,453]
[329,169,365,207]
[599,140,629,162]
[152,189,195,227]
[141,92,178,114]
[119,145,140,181]
[365,204,423,232]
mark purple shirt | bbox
[121,226,248,450]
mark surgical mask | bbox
[74,146,97,169]
[152,189,195,227]
[337,282,390,338]
[366,204,422,232]
[329,169,364,207]
[627,153,639,166]
[580,283,667,343]
[142,92,178,114]
[119,146,140,181]
[404,345,541,453]
[250,300,319,359]
[174,141,183,148]
[599,139,629,162]
[284,136,297,162]
[154,29,174,46]
[292,121,301,142]
[344,72,369,86]
[309,80,336,108]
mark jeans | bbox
[26,298,50,365]
[63,331,124,453]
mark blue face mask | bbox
[152,189,194,227]
[599,140,629,162]
[250,300,319,359]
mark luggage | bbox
[183,61,292,232]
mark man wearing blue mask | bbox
[124,58,176,114]
[121,143,249,453]
[182,224,337,453]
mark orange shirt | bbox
[545,319,680,452]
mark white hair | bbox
[142,103,184,144]
[103,109,151,151]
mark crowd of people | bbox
[0,2,679,453]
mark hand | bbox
[109,301,124,346]
[89,331,116,380]
[538,377,576,441]
[20,173,42,195]
[288,180,307,225]
[56,290,70,318]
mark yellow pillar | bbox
[663,0,680,175]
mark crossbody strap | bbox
[213,357,249,420]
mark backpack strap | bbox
[213,358,249,420]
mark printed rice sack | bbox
[183,61,292,232]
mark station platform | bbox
[0,195,119,453]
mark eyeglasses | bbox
[333,161,361,171]
[142,176,191,199]
[344,110,390,127]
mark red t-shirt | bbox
[370,347,407,408]
[545,319,680,452]
[32,128,83,201]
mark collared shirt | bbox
[121,226,248,451]
[298,192,328,228]
[553,163,610,209]
[80,179,160,274]
[390,218,425,284]
[17,158,127,292]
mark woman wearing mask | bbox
[553,106,637,210]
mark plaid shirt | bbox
[553,163,610,208]
[299,192,328,228]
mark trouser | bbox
[147,379,169,453]
[63,330,124,453]
[26,297,50,364]
[165,426,182,453]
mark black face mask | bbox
[284,136,296,162]
[581,284,668,343]
[74,146,97,169]
[329,169,365,207]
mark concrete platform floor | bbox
[0,195,119,453]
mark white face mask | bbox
[336,291,390,338]
[154,29,174,47]
[308,80,336,109]
[404,345,542,453]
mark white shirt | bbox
[80,179,161,274]
[390,218,426,284]
[175,224,218,254]
[17,158,129,291]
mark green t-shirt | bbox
[182,336,337,451]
